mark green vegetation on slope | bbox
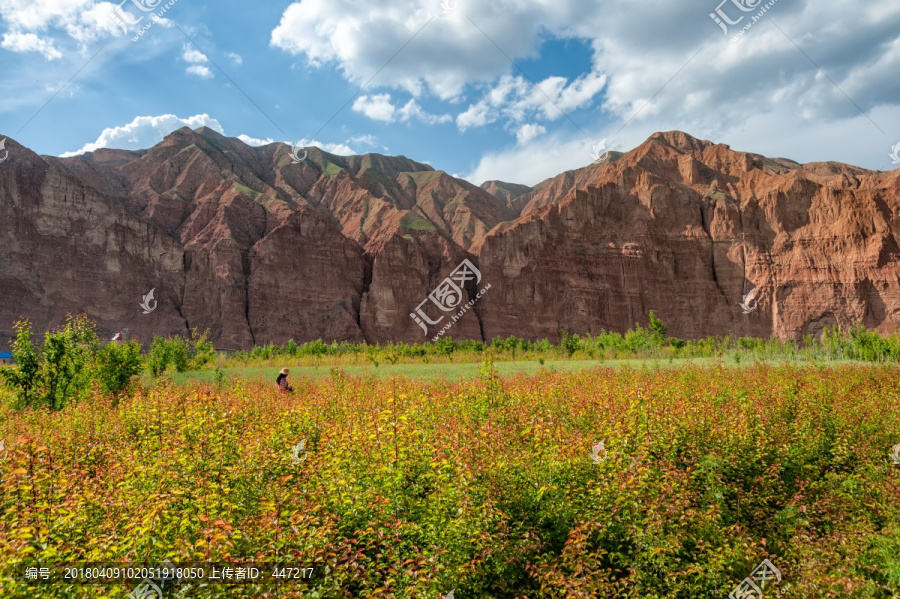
[233,183,261,200]
[399,210,439,232]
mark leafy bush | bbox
[435,337,456,357]
[148,336,190,377]
[0,320,41,407]
[189,328,216,369]
[36,315,97,410]
[169,314,900,370]
[306,339,328,357]
[94,340,143,396]
[668,337,686,349]
[648,310,667,345]
[560,332,582,357]
[624,327,650,353]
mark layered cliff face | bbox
[478,131,900,341]
[0,139,187,346]
[1,128,898,349]
[0,127,513,347]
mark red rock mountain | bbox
[1,129,898,349]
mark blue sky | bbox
[1,0,899,186]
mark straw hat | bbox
[280,368,290,375]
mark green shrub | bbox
[435,337,456,357]
[190,328,216,369]
[624,327,649,353]
[148,336,190,377]
[95,340,143,396]
[305,339,329,357]
[0,320,41,407]
[648,311,667,346]
[560,332,582,357]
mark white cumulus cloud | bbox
[182,44,208,64]
[60,114,226,156]
[60,115,363,158]
[182,43,213,78]
[353,94,451,124]
[238,134,276,147]
[515,123,546,145]
[186,65,213,79]
[353,94,397,122]
[457,101,496,131]
[1,31,62,60]
[464,132,602,187]
[291,138,355,155]
[270,0,565,100]
[0,0,125,57]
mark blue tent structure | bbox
[0,352,15,365]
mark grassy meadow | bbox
[1,357,899,598]
[167,358,714,385]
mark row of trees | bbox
[0,316,214,410]
[227,312,900,364]
[227,312,673,363]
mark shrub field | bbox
[0,360,898,598]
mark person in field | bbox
[276,368,293,392]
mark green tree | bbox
[0,320,41,407]
[148,336,190,377]
[95,340,143,396]
[648,311,667,346]
[435,337,456,358]
[38,315,98,410]
[560,332,582,357]
[624,327,649,353]
[189,328,216,369]
[147,337,170,377]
